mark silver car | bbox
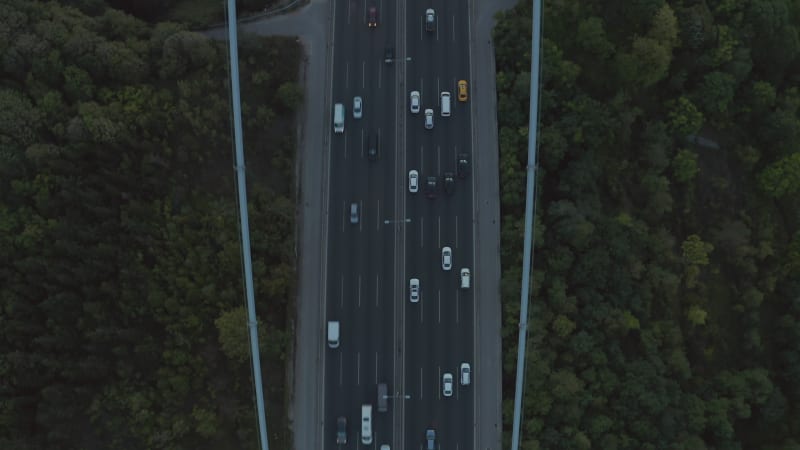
[442,373,453,397]
[409,278,420,303]
[353,96,363,119]
[424,108,434,129]
[441,246,452,271]
[408,169,419,193]
[410,91,420,114]
[350,202,359,224]
[460,363,471,385]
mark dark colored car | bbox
[337,416,347,444]
[457,153,469,178]
[425,176,437,199]
[444,172,455,194]
[368,6,378,27]
[368,132,379,161]
[384,47,394,64]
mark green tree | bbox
[672,149,699,184]
[758,152,800,198]
[697,71,737,115]
[576,17,614,59]
[748,80,777,114]
[666,97,704,136]
[617,37,671,88]
[682,234,713,265]
[63,65,95,101]
[648,3,680,51]
[275,81,303,111]
[641,174,673,218]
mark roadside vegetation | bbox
[494,0,800,448]
[74,0,289,29]
[0,1,301,448]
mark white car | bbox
[460,363,471,385]
[409,170,419,193]
[425,8,435,32]
[410,91,420,114]
[460,268,471,289]
[409,278,420,303]
[441,246,452,271]
[353,96,363,119]
[442,373,454,397]
[424,108,434,129]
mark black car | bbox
[425,176,437,198]
[368,132,379,161]
[457,153,469,178]
[384,47,394,64]
[337,416,346,444]
[444,172,455,194]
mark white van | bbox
[460,268,471,289]
[334,103,345,133]
[327,321,340,348]
[361,404,373,444]
[440,92,451,117]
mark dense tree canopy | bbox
[0,1,300,449]
[495,0,800,448]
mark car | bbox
[409,278,420,303]
[442,373,454,397]
[440,91,451,116]
[458,80,468,101]
[425,176,437,199]
[384,47,394,64]
[350,202,359,224]
[460,363,471,385]
[410,91,421,114]
[443,172,454,194]
[353,96,363,119]
[460,268,471,289]
[380,446,390,450]
[426,429,436,450]
[337,416,347,444]
[441,246,452,271]
[424,108,434,129]
[425,8,435,32]
[457,153,469,178]
[368,132,378,161]
[409,170,419,193]
[368,6,377,27]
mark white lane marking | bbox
[437,215,441,249]
[377,198,381,231]
[452,14,456,42]
[345,62,350,89]
[375,273,380,308]
[358,274,362,308]
[359,199,363,232]
[339,352,343,385]
[375,352,379,384]
[420,367,424,399]
[362,60,366,89]
[340,276,344,309]
[357,352,361,386]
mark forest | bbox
[0,1,301,449]
[494,0,800,448]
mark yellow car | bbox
[458,80,468,102]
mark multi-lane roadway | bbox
[323,0,475,448]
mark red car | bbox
[368,6,378,28]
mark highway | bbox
[323,0,474,449]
